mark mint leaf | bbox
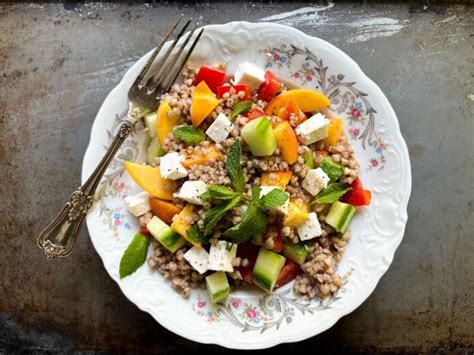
[172,125,205,145]
[313,183,351,204]
[119,232,150,279]
[230,100,253,121]
[201,184,240,202]
[226,140,245,192]
[187,224,207,244]
[224,203,268,243]
[251,186,261,201]
[203,195,241,235]
[303,152,314,169]
[320,157,344,181]
[259,188,289,209]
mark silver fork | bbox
[37,17,204,258]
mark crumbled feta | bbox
[259,185,290,214]
[159,152,188,180]
[208,241,237,272]
[295,113,329,145]
[206,113,234,143]
[302,168,330,196]
[232,62,265,88]
[124,191,151,217]
[297,212,322,241]
[173,181,208,205]
[184,247,209,274]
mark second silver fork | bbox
[37,16,204,258]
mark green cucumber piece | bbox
[146,216,185,253]
[144,112,157,138]
[206,271,230,304]
[303,152,314,169]
[320,157,344,181]
[241,116,277,156]
[283,242,309,266]
[252,248,286,293]
[146,137,165,165]
[326,201,356,233]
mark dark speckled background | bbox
[0,1,473,353]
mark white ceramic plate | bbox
[82,22,411,349]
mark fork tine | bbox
[132,15,183,87]
[144,19,192,91]
[162,28,205,93]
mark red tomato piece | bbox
[258,70,281,101]
[350,177,364,190]
[236,241,260,285]
[275,259,300,289]
[139,226,151,236]
[272,235,284,253]
[341,178,371,206]
[216,84,252,100]
[194,66,226,94]
[246,107,265,121]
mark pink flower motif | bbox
[231,299,241,308]
[114,219,121,226]
[371,159,379,167]
[306,75,312,81]
[351,108,361,118]
[246,309,258,319]
[273,53,280,61]
[349,128,360,138]
[197,300,206,308]
[293,72,300,78]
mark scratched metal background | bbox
[0,1,473,353]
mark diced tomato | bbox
[286,99,307,125]
[217,85,252,100]
[272,235,284,253]
[236,241,260,285]
[341,178,371,206]
[275,260,300,289]
[194,66,226,94]
[246,107,265,121]
[139,226,151,236]
[258,70,281,101]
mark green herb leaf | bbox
[187,224,207,245]
[303,152,314,169]
[320,157,344,181]
[230,100,253,121]
[251,186,261,201]
[313,183,351,204]
[259,188,289,209]
[119,232,150,279]
[172,125,206,145]
[226,140,245,192]
[203,195,241,235]
[201,184,240,203]
[224,203,268,243]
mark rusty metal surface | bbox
[0,2,473,353]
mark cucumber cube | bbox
[326,201,356,233]
[146,216,185,253]
[206,271,230,304]
[146,137,165,165]
[241,117,277,156]
[252,248,286,293]
[144,112,157,138]
[283,242,309,266]
[320,157,344,181]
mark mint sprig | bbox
[172,125,206,145]
[119,232,150,279]
[313,183,351,205]
[259,188,289,209]
[201,184,241,203]
[223,203,268,243]
[226,140,245,192]
[187,224,207,244]
[203,195,241,235]
[230,100,253,121]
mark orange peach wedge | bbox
[273,121,299,165]
[124,161,175,200]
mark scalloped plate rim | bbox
[82,21,411,349]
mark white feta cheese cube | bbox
[184,247,209,274]
[124,191,150,217]
[205,113,234,143]
[159,152,188,180]
[174,181,208,205]
[208,241,237,272]
[232,62,265,88]
[295,113,330,145]
[302,168,330,196]
[259,186,290,214]
[297,212,322,241]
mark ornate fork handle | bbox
[37,107,142,258]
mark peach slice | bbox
[149,197,182,225]
[273,121,299,164]
[124,161,175,200]
[264,89,331,115]
[190,81,220,127]
[170,204,201,248]
[156,101,179,145]
[261,171,293,189]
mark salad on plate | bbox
[119,61,371,303]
